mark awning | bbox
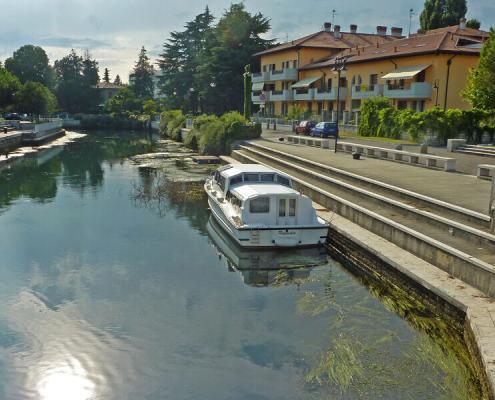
[291,76,320,89]
[252,82,265,91]
[381,64,430,80]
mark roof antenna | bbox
[332,9,338,26]
[286,33,289,42]
[408,8,416,37]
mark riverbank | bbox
[0,131,87,169]
[222,148,495,398]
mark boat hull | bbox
[207,195,328,249]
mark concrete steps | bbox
[456,145,495,158]
[231,143,495,297]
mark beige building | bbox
[252,20,488,121]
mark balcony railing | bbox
[314,87,348,101]
[351,84,383,99]
[251,91,269,103]
[293,88,316,101]
[384,82,432,99]
[269,89,294,101]
[268,68,298,81]
[251,71,270,83]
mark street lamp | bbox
[433,79,440,107]
[332,57,346,153]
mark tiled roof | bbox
[253,30,399,56]
[300,28,486,70]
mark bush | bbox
[183,130,199,150]
[358,97,391,137]
[159,110,182,136]
[198,120,226,155]
[219,111,248,128]
[167,113,186,141]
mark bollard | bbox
[3,127,7,134]
[419,143,428,154]
[273,119,277,130]
[266,119,270,130]
[490,176,495,232]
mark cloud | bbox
[36,37,111,49]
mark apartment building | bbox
[252,20,487,120]
[251,23,401,116]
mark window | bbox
[229,175,242,186]
[416,70,426,82]
[370,74,378,85]
[289,199,296,217]
[250,197,270,213]
[261,174,275,182]
[218,175,226,191]
[244,173,259,182]
[262,65,267,72]
[279,199,286,217]
[398,100,408,109]
[277,175,290,187]
[292,60,298,68]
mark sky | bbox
[0,0,493,83]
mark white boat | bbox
[204,164,329,248]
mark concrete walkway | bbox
[255,134,493,215]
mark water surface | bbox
[0,131,483,399]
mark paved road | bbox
[254,132,494,214]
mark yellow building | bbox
[251,23,402,116]
[252,20,488,121]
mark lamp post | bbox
[433,79,440,107]
[332,57,346,153]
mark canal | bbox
[0,131,484,399]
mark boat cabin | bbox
[211,164,317,226]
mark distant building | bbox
[128,69,166,100]
[96,82,124,104]
[251,19,488,119]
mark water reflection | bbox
[207,217,327,287]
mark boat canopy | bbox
[231,184,299,201]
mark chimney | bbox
[376,26,387,36]
[459,17,466,30]
[334,25,341,39]
[391,27,403,37]
[417,28,426,35]
[323,22,332,32]
[350,24,357,34]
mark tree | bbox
[103,68,110,83]
[5,45,53,88]
[463,28,495,110]
[114,74,122,85]
[243,65,251,119]
[16,81,57,117]
[420,0,467,30]
[466,18,481,29]
[105,87,142,117]
[131,47,154,98]
[54,49,100,113]
[0,66,21,111]
[158,7,215,112]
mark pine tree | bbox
[131,46,154,98]
[103,68,110,83]
[420,0,467,30]
[463,28,495,110]
[114,74,122,85]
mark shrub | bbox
[159,110,182,136]
[377,108,401,139]
[183,130,199,150]
[358,97,391,136]
[167,113,186,141]
[198,120,226,155]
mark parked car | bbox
[3,113,22,121]
[295,120,316,135]
[310,122,339,138]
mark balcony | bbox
[269,68,298,81]
[293,88,316,101]
[351,84,383,99]
[384,82,433,99]
[314,87,348,101]
[251,91,269,104]
[269,90,293,102]
[251,71,269,83]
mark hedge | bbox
[358,97,495,144]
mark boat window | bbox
[244,173,259,182]
[214,171,220,182]
[250,197,270,213]
[279,199,286,217]
[229,174,243,186]
[277,175,290,187]
[260,173,275,182]
[289,199,296,216]
[218,175,226,191]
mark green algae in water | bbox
[298,267,485,399]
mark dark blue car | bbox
[310,122,339,138]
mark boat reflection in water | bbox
[207,217,328,287]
